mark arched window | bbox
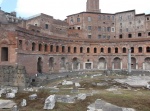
[94,48,97,53]
[50,45,53,52]
[32,42,36,51]
[100,48,104,53]
[56,46,59,52]
[80,47,83,53]
[87,48,90,53]
[115,47,118,53]
[123,47,126,53]
[108,47,111,53]
[138,47,142,53]
[74,47,77,53]
[38,44,42,51]
[62,46,65,53]
[146,47,150,53]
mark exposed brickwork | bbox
[0,0,150,75]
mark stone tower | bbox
[86,0,100,12]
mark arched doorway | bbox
[131,57,136,69]
[37,57,43,73]
[98,57,106,69]
[72,57,80,70]
[113,57,121,70]
[144,57,150,70]
[60,57,66,70]
[49,57,54,71]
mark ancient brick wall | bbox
[0,65,28,88]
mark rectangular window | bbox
[111,27,115,32]
[88,26,92,30]
[1,47,8,61]
[107,27,111,32]
[88,17,91,21]
[18,40,22,49]
[98,26,101,31]
[45,24,48,29]
[98,35,101,39]
[88,35,91,39]
[77,18,80,22]
[107,16,110,20]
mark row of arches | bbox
[36,57,150,73]
[18,40,150,54]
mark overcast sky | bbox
[1,0,150,20]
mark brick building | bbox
[1,0,150,75]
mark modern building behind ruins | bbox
[0,0,150,75]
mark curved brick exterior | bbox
[1,0,150,75]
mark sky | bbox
[0,0,150,20]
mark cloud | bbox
[15,0,86,20]
[15,0,150,20]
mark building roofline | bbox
[115,10,135,14]
[135,13,145,16]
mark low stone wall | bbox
[0,65,29,89]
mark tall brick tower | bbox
[86,0,100,12]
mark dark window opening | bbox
[146,47,150,53]
[68,47,70,53]
[123,48,126,53]
[98,35,101,39]
[74,47,77,53]
[87,48,90,53]
[138,47,142,53]
[88,26,92,30]
[62,46,65,53]
[119,34,123,39]
[94,48,97,53]
[44,44,48,52]
[80,47,83,53]
[115,48,118,53]
[38,44,42,51]
[1,47,8,61]
[45,24,48,29]
[18,40,22,49]
[32,43,36,51]
[131,47,134,53]
[88,35,91,39]
[77,27,80,30]
[56,46,59,52]
[148,32,150,36]
[50,45,53,52]
[128,34,132,38]
[108,48,111,53]
[37,57,42,73]
[100,48,104,53]
[138,33,142,37]
[147,17,149,20]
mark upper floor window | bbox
[98,35,101,39]
[45,24,48,29]
[111,27,115,32]
[88,26,92,30]
[107,16,110,20]
[98,26,101,31]
[128,34,132,38]
[147,17,149,21]
[88,35,91,39]
[88,17,91,21]
[77,18,80,22]
[138,33,142,37]
[107,27,111,32]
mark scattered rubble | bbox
[0,100,16,109]
[87,99,136,111]
[44,95,56,110]
[21,99,27,107]
[56,95,76,103]
[29,94,37,100]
